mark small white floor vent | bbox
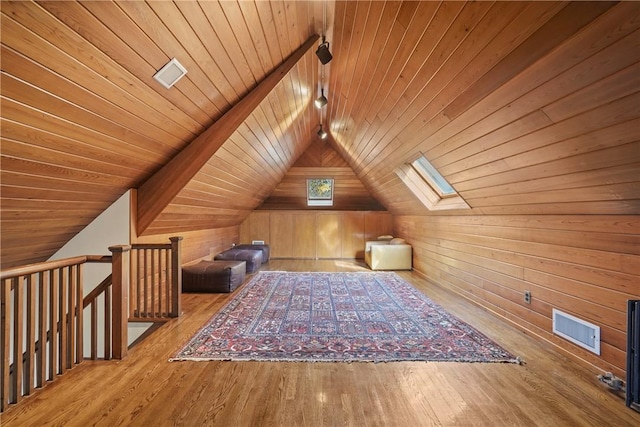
[553,309,600,355]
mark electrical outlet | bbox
[524,291,531,304]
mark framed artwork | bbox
[307,178,334,206]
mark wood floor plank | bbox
[2,260,639,426]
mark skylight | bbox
[411,155,456,197]
[396,154,470,211]
[307,178,334,207]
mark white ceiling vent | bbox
[153,58,187,89]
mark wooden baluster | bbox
[75,264,83,365]
[109,245,130,359]
[151,249,156,318]
[12,277,23,405]
[67,266,75,369]
[170,237,183,317]
[164,250,173,317]
[90,302,97,360]
[143,249,148,317]
[58,268,67,375]
[25,274,36,396]
[104,287,111,360]
[132,249,139,318]
[1,278,10,411]
[48,269,58,381]
[37,271,47,388]
[160,249,166,317]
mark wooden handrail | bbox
[83,274,113,309]
[1,237,182,413]
[0,255,112,280]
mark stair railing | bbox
[129,236,183,321]
[0,253,112,412]
[0,236,182,412]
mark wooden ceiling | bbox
[1,1,639,268]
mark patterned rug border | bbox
[170,271,521,364]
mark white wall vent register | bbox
[553,309,600,355]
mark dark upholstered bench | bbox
[182,260,246,293]
[214,248,262,273]
[233,244,270,263]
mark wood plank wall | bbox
[240,211,392,259]
[258,138,386,211]
[395,214,640,377]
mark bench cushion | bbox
[182,260,246,293]
[233,244,270,263]
[214,248,262,273]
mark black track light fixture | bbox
[317,124,328,139]
[315,88,328,109]
[315,37,332,65]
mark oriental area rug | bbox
[170,271,518,363]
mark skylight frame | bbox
[411,155,457,198]
[395,154,470,211]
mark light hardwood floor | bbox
[3,260,639,426]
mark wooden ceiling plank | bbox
[136,35,319,235]
[350,1,467,173]
[283,65,311,157]
[192,1,257,92]
[2,105,165,174]
[0,170,131,192]
[375,1,537,150]
[451,141,640,192]
[256,98,291,167]
[1,2,201,136]
[358,0,596,182]
[270,1,297,63]
[0,45,187,147]
[246,108,290,176]
[330,1,373,151]
[467,182,640,208]
[214,135,282,186]
[280,70,310,159]
[431,33,640,171]
[42,0,217,126]
[327,0,362,132]
[363,2,640,204]
[236,121,288,179]
[1,138,149,181]
[501,118,640,171]
[443,1,618,122]
[373,1,446,123]
[0,185,118,203]
[461,163,640,201]
[218,1,267,82]
[435,110,553,171]
[420,2,639,161]
[355,1,511,176]
[443,92,640,178]
[123,0,238,109]
[196,158,275,195]
[348,2,424,163]
[333,0,394,149]
[254,1,285,65]
[1,72,176,160]
[267,79,296,161]
[237,0,278,75]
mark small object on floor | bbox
[214,248,263,273]
[233,244,270,263]
[182,260,246,293]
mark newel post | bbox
[109,244,131,359]
[169,237,183,317]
